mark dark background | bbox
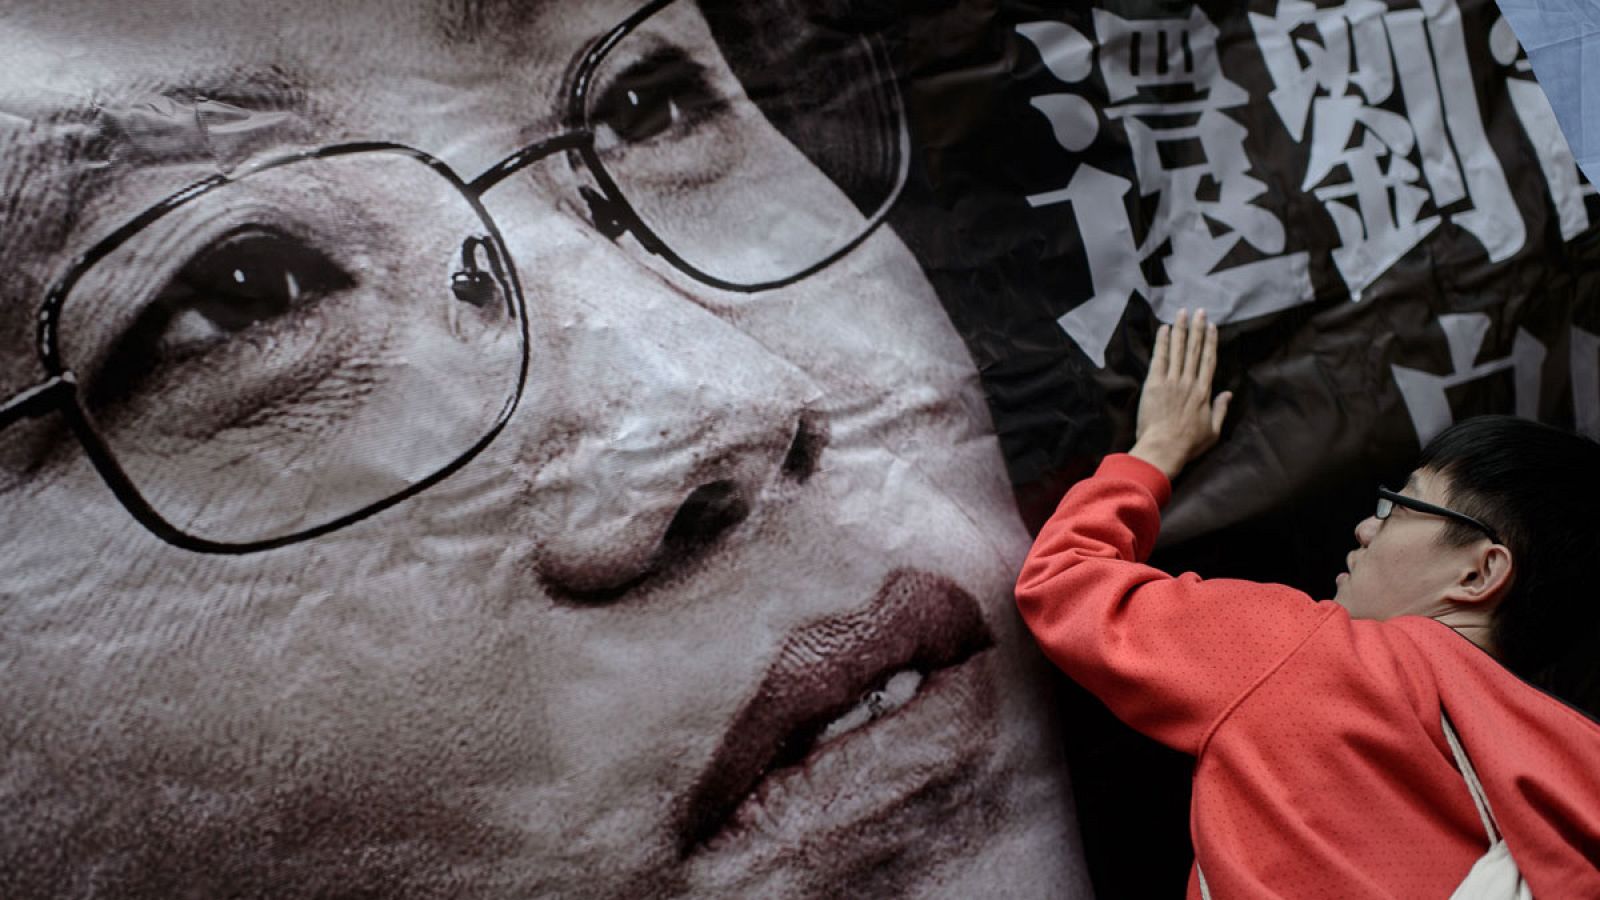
[878,0,1600,894]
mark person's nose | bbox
[484,197,827,604]
[1354,514,1379,547]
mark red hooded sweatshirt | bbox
[1017,454,1600,898]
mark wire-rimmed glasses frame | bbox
[0,0,910,555]
[1375,486,1503,546]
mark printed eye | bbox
[589,48,725,149]
[90,227,354,407]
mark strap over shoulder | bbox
[1442,711,1533,900]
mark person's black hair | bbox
[1417,415,1600,719]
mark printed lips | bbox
[676,568,995,856]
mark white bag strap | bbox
[1442,710,1502,843]
[1197,714,1523,900]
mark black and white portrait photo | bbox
[0,1,1093,896]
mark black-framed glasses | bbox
[1375,487,1502,545]
[0,0,908,554]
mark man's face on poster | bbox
[0,1,1086,897]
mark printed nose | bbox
[480,199,832,605]
[533,412,828,605]
[469,174,837,605]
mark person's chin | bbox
[1330,580,1377,620]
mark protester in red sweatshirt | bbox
[1017,309,1600,898]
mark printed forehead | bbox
[0,0,729,152]
[0,0,705,201]
[1,0,577,45]
[0,0,662,367]
[0,1,615,85]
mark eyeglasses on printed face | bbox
[0,0,909,554]
[1375,487,1503,546]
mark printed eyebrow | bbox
[437,0,556,47]
[34,65,326,169]
[0,66,328,391]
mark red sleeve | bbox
[1015,453,1335,754]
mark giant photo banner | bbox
[0,0,1593,898]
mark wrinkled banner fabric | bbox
[0,0,1593,899]
[888,2,1598,887]
[893,0,1597,576]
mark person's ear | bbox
[1449,543,1515,608]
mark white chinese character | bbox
[1391,313,1545,445]
[1017,20,1098,152]
[1251,0,1525,300]
[1022,8,1312,367]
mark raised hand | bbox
[1130,308,1232,481]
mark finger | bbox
[1211,390,1233,434]
[1150,323,1171,381]
[1168,309,1188,378]
[1182,308,1205,382]
[1198,317,1219,389]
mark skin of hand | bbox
[1129,308,1232,481]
